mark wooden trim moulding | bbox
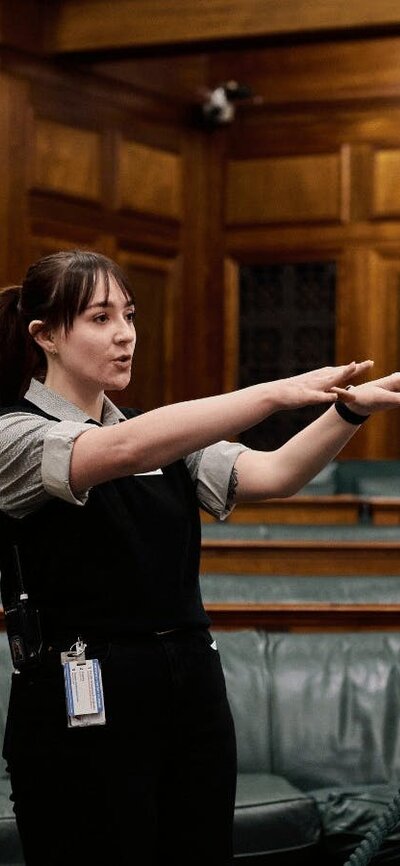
[30,195,181,257]
[206,602,400,631]
[0,46,187,127]
[46,1,400,54]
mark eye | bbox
[93,313,108,324]
[126,310,136,323]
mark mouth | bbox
[113,355,132,364]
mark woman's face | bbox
[51,273,136,393]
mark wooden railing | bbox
[201,495,400,526]
[206,602,400,631]
[201,497,400,630]
[200,538,400,576]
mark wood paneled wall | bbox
[220,36,400,458]
[3,33,400,455]
[0,54,191,411]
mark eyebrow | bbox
[86,299,134,310]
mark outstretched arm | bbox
[70,360,371,493]
[234,371,400,501]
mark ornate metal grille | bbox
[239,261,336,450]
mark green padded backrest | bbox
[216,631,400,790]
[214,630,273,773]
[0,632,12,779]
[296,461,338,495]
[336,460,400,494]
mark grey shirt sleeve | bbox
[184,440,249,520]
[0,412,249,521]
[0,413,91,518]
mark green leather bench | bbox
[216,629,400,865]
[0,632,24,865]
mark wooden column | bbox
[180,125,228,400]
[0,73,30,285]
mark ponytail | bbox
[0,287,42,407]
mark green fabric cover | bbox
[201,574,400,604]
[201,522,400,540]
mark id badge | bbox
[61,640,106,728]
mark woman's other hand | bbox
[332,371,400,415]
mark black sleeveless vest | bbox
[0,399,209,643]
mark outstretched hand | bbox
[276,360,374,410]
[331,371,400,415]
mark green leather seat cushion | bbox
[234,773,321,862]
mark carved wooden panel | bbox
[226,153,342,225]
[32,119,101,201]
[364,250,400,458]
[372,148,400,218]
[29,232,110,263]
[117,139,182,220]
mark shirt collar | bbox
[24,379,126,426]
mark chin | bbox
[106,376,132,392]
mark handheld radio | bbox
[4,545,43,671]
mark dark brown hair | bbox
[0,250,135,406]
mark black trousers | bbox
[4,627,237,866]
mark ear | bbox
[28,320,57,356]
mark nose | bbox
[114,316,135,345]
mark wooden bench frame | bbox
[201,496,400,525]
[200,539,400,575]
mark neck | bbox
[44,372,104,422]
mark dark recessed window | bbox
[239,261,336,450]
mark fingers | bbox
[347,360,374,377]
[375,372,400,392]
[331,360,373,384]
[325,360,373,392]
[330,386,356,402]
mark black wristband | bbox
[334,400,370,425]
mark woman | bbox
[0,249,399,866]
